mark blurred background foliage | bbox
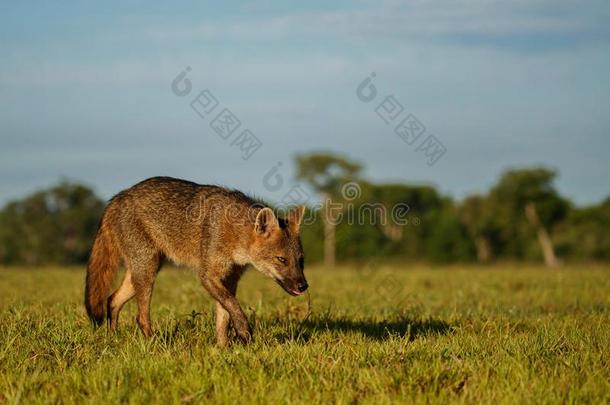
[1,152,608,266]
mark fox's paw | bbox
[236,329,253,345]
[135,316,154,338]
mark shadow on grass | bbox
[152,311,453,346]
[275,316,453,343]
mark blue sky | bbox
[1,0,609,205]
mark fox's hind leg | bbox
[107,270,135,331]
[127,253,162,337]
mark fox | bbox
[84,176,307,346]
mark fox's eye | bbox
[275,256,288,265]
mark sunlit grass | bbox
[1,264,609,403]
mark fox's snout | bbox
[279,275,308,296]
[297,281,308,293]
[291,278,309,295]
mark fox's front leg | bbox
[214,268,244,347]
[200,269,250,345]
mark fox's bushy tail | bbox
[85,221,120,326]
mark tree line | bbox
[1,152,608,266]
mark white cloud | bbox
[142,0,607,46]
[2,0,607,89]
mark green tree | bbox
[426,207,474,262]
[553,197,610,261]
[362,183,446,259]
[488,168,568,267]
[0,181,104,265]
[458,195,498,263]
[295,152,362,267]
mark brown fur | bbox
[84,176,307,346]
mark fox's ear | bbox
[287,205,305,233]
[255,207,279,236]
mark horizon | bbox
[3,163,609,209]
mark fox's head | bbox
[249,206,308,296]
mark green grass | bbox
[1,264,609,404]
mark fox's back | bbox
[104,177,260,266]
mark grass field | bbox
[1,264,609,404]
